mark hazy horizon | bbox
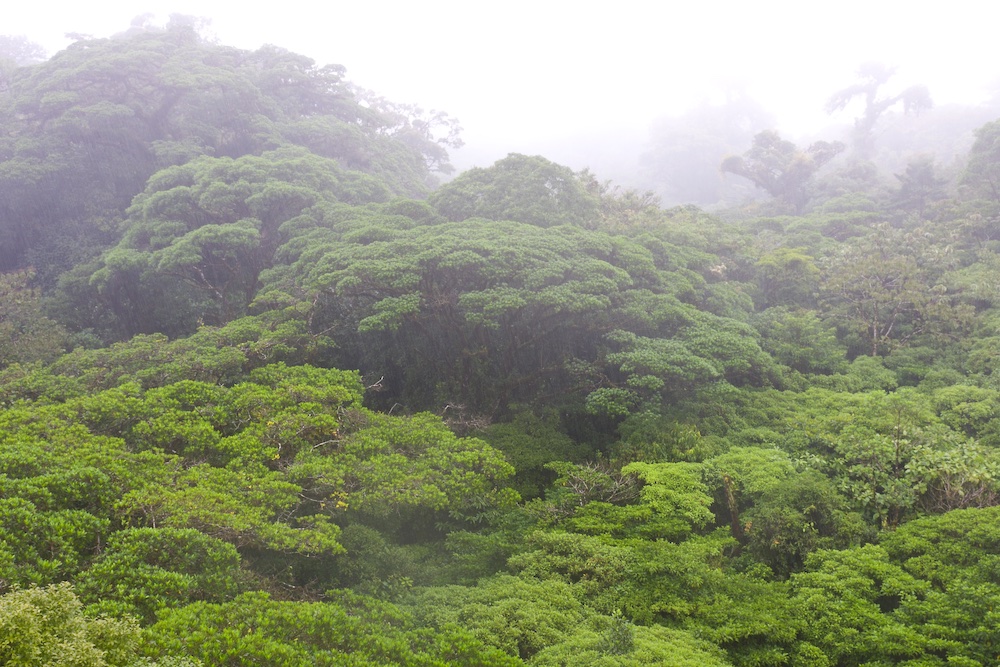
[7,2,999,188]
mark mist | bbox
[6,4,1000,662]
[8,1,999,207]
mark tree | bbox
[789,545,935,664]
[277,219,654,412]
[0,310,333,401]
[481,409,592,498]
[596,311,776,412]
[405,575,588,661]
[583,461,716,542]
[0,496,109,591]
[576,171,663,230]
[81,148,387,336]
[531,622,730,667]
[76,527,244,622]
[640,91,774,207]
[882,506,1000,665]
[961,118,1000,202]
[0,583,142,667]
[822,223,970,356]
[0,24,456,277]
[428,153,601,227]
[752,246,821,309]
[350,87,464,176]
[0,269,68,368]
[753,307,847,375]
[287,411,516,525]
[0,34,46,66]
[143,591,517,666]
[829,389,939,528]
[892,155,948,218]
[906,437,1000,514]
[721,131,844,212]
[827,62,933,158]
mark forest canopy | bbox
[3,19,1000,667]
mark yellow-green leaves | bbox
[0,583,141,667]
[622,462,715,536]
[291,412,515,519]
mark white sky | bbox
[6,1,1000,165]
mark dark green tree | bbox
[0,269,68,368]
[77,148,387,337]
[274,219,656,412]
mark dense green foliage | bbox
[4,20,1000,667]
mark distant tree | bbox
[961,118,1000,202]
[577,171,662,229]
[350,87,464,176]
[641,91,774,206]
[0,34,46,66]
[720,131,844,212]
[892,155,948,218]
[827,62,933,158]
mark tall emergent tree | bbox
[827,62,932,158]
